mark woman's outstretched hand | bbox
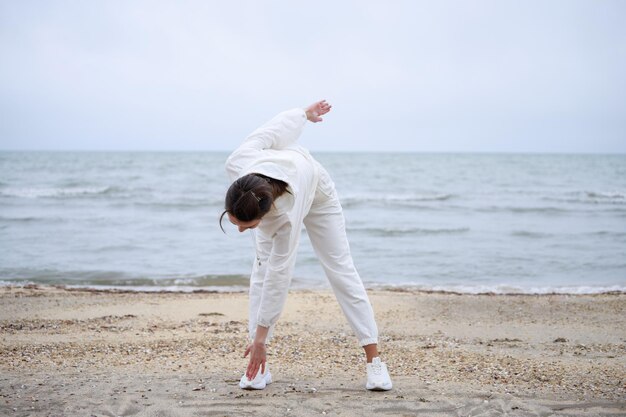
[305,100,332,123]
[243,342,266,380]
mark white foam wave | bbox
[342,193,453,207]
[480,205,568,214]
[2,278,624,295]
[369,283,626,295]
[0,281,245,293]
[350,226,470,236]
[585,190,625,200]
[0,186,113,198]
[544,190,626,206]
[510,230,553,238]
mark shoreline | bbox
[1,285,625,416]
[2,282,626,296]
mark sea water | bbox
[1,151,625,293]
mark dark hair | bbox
[219,173,289,232]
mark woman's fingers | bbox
[305,100,331,123]
[243,344,251,358]
[244,342,267,380]
[246,361,260,380]
[317,101,332,115]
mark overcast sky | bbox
[1,1,625,152]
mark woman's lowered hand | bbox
[243,341,266,380]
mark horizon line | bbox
[1,149,625,156]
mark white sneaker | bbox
[366,357,392,391]
[239,366,272,390]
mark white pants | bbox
[248,166,379,347]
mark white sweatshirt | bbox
[225,108,321,328]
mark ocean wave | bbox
[341,193,454,208]
[543,190,626,205]
[4,279,624,295]
[586,190,625,200]
[510,230,553,238]
[0,186,116,199]
[589,230,626,238]
[349,226,469,237]
[0,215,68,223]
[478,205,569,214]
[0,273,250,292]
[94,244,140,252]
[368,283,626,295]
[0,215,40,223]
[132,199,221,210]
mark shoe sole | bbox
[366,383,393,391]
[239,381,266,390]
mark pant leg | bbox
[303,172,379,346]
[248,229,276,343]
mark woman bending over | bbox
[221,100,392,391]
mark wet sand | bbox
[1,285,625,416]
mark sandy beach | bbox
[0,285,624,416]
